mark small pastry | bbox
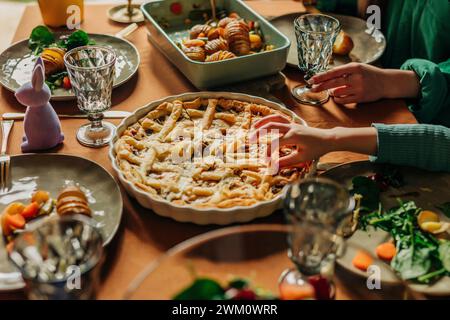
[218,17,235,28]
[190,24,212,39]
[41,47,66,76]
[228,12,241,19]
[183,46,206,62]
[225,20,251,56]
[207,27,224,40]
[183,39,206,48]
[56,186,91,217]
[205,50,236,62]
[333,30,354,56]
[57,186,88,202]
[205,38,229,55]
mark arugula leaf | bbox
[360,200,447,283]
[436,202,450,218]
[391,246,432,280]
[28,25,55,55]
[173,278,225,300]
[351,176,380,212]
[439,241,450,272]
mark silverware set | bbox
[0,119,13,193]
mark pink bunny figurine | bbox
[15,57,64,152]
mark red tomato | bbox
[308,275,333,300]
[232,289,257,300]
[21,202,40,220]
[62,76,71,90]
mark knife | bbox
[2,110,131,120]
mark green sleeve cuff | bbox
[401,58,449,124]
[370,123,450,172]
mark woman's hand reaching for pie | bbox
[249,114,379,169]
[249,114,334,168]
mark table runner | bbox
[0,2,417,299]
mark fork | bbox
[0,120,14,193]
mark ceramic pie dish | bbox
[109,92,309,225]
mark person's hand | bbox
[310,62,420,105]
[250,115,333,168]
[309,62,386,104]
[250,115,379,169]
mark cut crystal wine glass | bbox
[280,177,352,299]
[292,14,340,106]
[64,46,116,147]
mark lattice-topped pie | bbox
[114,97,308,209]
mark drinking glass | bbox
[38,0,84,28]
[64,46,116,147]
[292,14,340,106]
[280,177,352,299]
[8,215,104,300]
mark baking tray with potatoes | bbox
[141,0,290,89]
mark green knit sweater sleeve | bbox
[401,58,450,126]
[370,124,450,172]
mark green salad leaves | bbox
[28,25,93,55]
[358,192,450,283]
[29,25,55,55]
[58,29,93,51]
[27,26,94,91]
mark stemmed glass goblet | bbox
[64,46,117,148]
[279,177,353,299]
[292,14,341,106]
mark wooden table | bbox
[0,2,417,300]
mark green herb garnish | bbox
[58,29,93,51]
[28,25,55,55]
[359,199,449,283]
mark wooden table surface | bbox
[0,2,417,300]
